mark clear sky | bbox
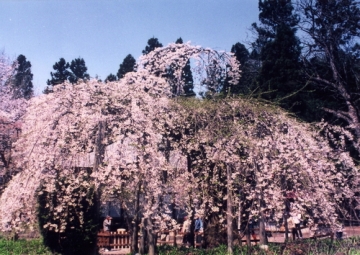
[0,0,259,94]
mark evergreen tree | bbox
[142,37,163,55]
[222,42,254,95]
[46,58,72,87]
[253,0,303,111]
[298,0,360,152]
[12,54,34,100]
[69,57,90,84]
[231,42,249,66]
[105,73,117,83]
[175,37,183,44]
[117,54,136,79]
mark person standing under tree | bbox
[103,215,112,232]
[291,211,302,239]
[287,214,298,240]
[182,216,191,247]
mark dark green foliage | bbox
[12,54,34,100]
[181,61,195,97]
[105,73,117,83]
[299,0,360,124]
[258,0,299,34]
[37,171,98,255]
[258,25,302,102]
[175,37,183,44]
[298,54,348,123]
[117,54,136,79]
[142,37,163,55]
[45,57,90,93]
[227,1,304,104]
[222,42,254,95]
[69,57,90,83]
[302,0,360,52]
[46,58,72,87]
[254,0,304,111]
[231,43,249,66]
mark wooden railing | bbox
[156,230,177,246]
[97,229,206,251]
[97,230,131,250]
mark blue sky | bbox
[0,0,259,94]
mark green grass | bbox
[1,237,360,255]
[157,238,360,255]
[0,238,51,255]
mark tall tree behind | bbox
[69,57,90,84]
[253,0,304,111]
[12,54,34,100]
[117,54,136,79]
[222,42,257,95]
[298,0,360,153]
[142,37,163,55]
[45,58,72,90]
[105,73,117,83]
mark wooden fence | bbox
[97,230,204,251]
[97,230,131,251]
[156,230,177,246]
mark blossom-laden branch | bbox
[139,42,241,96]
[166,98,359,230]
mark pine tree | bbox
[222,42,252,95]
[105,73,117,83]
[231,42,249,66]
[117,54,136,79]
[46,58,72,87]
[253,0,303,111]
[69,57,90,84]
[12,54,34,100]
[142,37,163,55]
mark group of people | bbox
[181,214,203,247]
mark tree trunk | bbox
[227,164,233,254]
[146,218,156,255]
[90,120,106,255]
[94,121,106,214]
[237,194,242,246]
[259,210,268,245]
[131,183,141,253]
[246,226,251,246]
[139,217,146,255]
